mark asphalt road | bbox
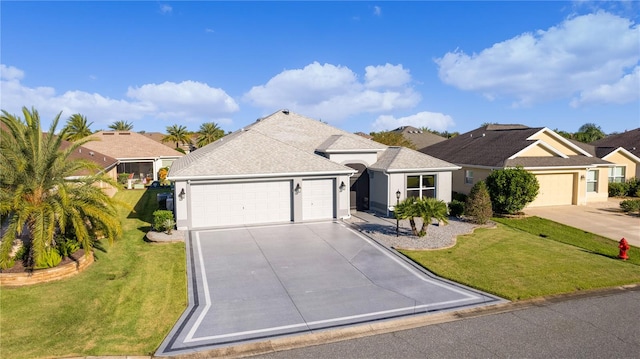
[253,287,640,359]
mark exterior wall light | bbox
[179,188,186,200]
[339,181,346,192]
[294,183,302,194]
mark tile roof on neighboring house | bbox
[82,131,184,159]
[369,147,460,173]
[590,128,640,158]
[391,126,446,150]
[169,128,354,179]
[139,131,197,152]
[60,140,119,176]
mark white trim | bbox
[383,166,461,173]
[601,147,640,163]
[527,128,592,157]
[168,169,356,181]
[508,140,568,159]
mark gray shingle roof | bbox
[505,156,612,168]
[391,126,446,150]
[590,128,640,158]
[169,128,354,179]
[370,147,460,172]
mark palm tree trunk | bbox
[409,218,418,236]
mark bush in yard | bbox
[413,197,449,237]
[452,192,468,203]
[153,210,175,234]
[608,182,628,197]
[118,172,130,185]
[626,177,640,197]
[465,181,493,224]
[485,167,539,214]
[620,199,640,215]
[448,200,465,217]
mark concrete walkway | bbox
[524,198,640,247]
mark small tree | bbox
[486,167,539,214]
[394,197,419,236]
[414,197,448,237]
[465,181,493,224]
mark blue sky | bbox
[1,1,639,136]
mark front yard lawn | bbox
[0,190,186,359]
[400,219,640,301]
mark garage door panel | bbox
[529,174,574,207]
[190,181,292,228]
[302,179,335,221]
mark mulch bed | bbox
[0,249,86,273]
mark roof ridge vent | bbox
[282,109,290,115]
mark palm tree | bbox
[196,122,224,148]
[108,120,134,131]
[162,124,191,149]
[574,123,606,143]
[414,197,449,237]
[370,131,416,149]
[0,107,122,269]
[62,113,93,141]
[394,197,419,236]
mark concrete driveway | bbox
[156,222,502,356]
[525,198,640,247]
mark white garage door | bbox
[528,174,574,207]
[189,181,292,228]
[302,179,335,221]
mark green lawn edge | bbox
[400,218,640,301]
[0,190,187,359]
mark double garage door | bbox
[189,179,334,228]
[528,173,575,207]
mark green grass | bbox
[400,220,640,301]
[493,216,640,266]
[0,190,186,359]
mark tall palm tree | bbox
[62,113,93,141]
[414,197,449,237]
[0,107,122,269]
[108,120,134,131]
[575,123,606,143]
[162,124,191,149]
[196,122,224,148]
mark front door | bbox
[346,164,369,210]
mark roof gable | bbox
[591,128,640,158]
[82,131,184,159]
[527,128,592,157]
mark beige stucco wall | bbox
[530,131,583,156]
[451,167,492,195]
[585,168,609,203]
[604,152,638,181]
[517,144,558,157]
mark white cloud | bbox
[160,4,172,14]
[1,65,239,129]
[243,62,420,122]
[571,65,640,106]
[373,6,382,16]
[372,112,455,132]
[435,11,639,107]
[365,64,411,88]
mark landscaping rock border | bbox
[0,251,94,287]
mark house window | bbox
[608,166,626,183]
[464,170,473,185]
[586,170,598,192]
[406,174,436,199]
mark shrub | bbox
[452,192,468,203]
[448,200,465,217]
[55,237,80,258]
[486,167,539,214]
[626,177,640,197]
[608,182,628,197]
[414,197,449,237]
[35,248,62,269]
[153,210,175,234]
[465,181,493,224]
[118,173,130,185]
[620,199,640,214]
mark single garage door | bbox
[528,173,574,207]
[190,181,292,228]
[302,179,335,221]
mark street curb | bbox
[157,284,639,359]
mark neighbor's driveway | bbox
[156,222,501,356]
[525,198,640,247]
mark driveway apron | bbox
[156,222,502,356]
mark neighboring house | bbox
[391,126,446,151]
[590,128,640,179]
[422,124,615,207]
[139,132,197,153]
[168,110,459,230]
[81,131,183,183]
[61,141,119,196]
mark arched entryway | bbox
[346,163,369,211]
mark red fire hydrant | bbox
[618,238,630,261]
